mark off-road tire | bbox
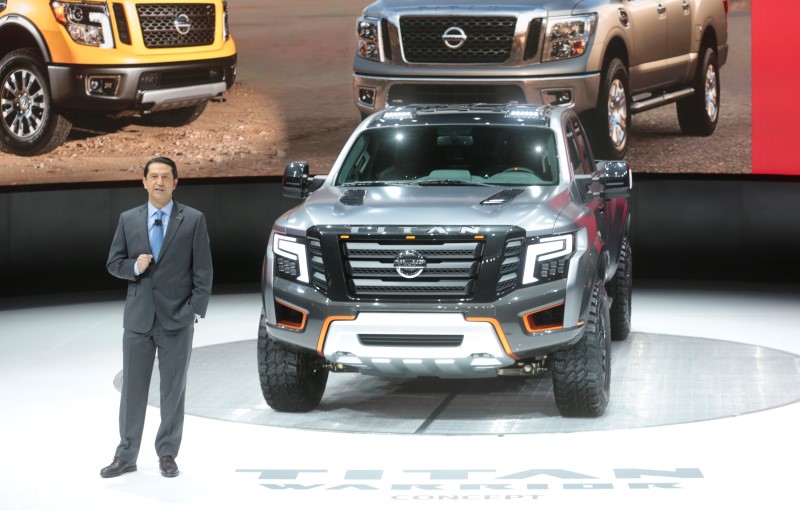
[677,46,720,136]
[257,317,328,412]
[552,279,611,417]
[588,57,630,160]
[607,237,632,341]
[0,48,72,156]
[143,101,208,127]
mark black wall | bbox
[629,174,800,282]
[1,174,799,300]
[0,177,296,298]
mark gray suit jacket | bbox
[107,200,213,333]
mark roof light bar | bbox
[508,109,543,119]
[383,110,414,120]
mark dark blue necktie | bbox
[150,210,164,261]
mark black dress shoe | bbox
[100,457,137,478]
[159,455,179,478]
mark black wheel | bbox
[257,316,328,412]
[677,46,720,136]
[143,101,208,127]
[587,57,630,160]
[551,279,611,417]
[0,48,72,156]
[607,237,632,341]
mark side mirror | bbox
[282,161,327,198]
[595,160,632,199]
[282,161,310,198]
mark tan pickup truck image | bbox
[353,0,729,159]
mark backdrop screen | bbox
[0,0,794,186]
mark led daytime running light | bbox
[522,234,573,285]
[273,234,309,284]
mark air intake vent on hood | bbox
[340,189,366,206]
[481,189,524,205]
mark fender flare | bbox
[600,29,630,69]
[0,14,52,62]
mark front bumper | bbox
[353,71,600,115]
[48,54,237,113]
[321,312,573,378]
[264,274,591,378]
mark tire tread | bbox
[257,323,328,412]
[608,237,632,341]
[552,281,610,417]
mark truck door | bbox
[624,0,668,92]
[663,0,694,84]
[567,115,618,267]
[566,115,608,260]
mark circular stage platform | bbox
[120,332,800,435]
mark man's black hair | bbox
[144,157,178,179]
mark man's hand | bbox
[136,254,154,273]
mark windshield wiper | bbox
[340,181,414,187]
[416,179,493,187]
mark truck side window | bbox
[338,136,370,183]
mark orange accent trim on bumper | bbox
[316,316,357,356]
[465,317,520,361]
[522,301,565,334]
[274,299,308,331]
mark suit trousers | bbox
[115,320,193,463]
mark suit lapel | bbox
[137,204,149,252]
[158,201,184,261]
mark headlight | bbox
[356,16,381,62]
[51,2,114,48]
[223,1,231,41]
[273,233,310,284]
[521,233,574,285]
[542,14,596,62]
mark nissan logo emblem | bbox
[174,13,192,35]
[442,26,467,49]
[394,250,427,279]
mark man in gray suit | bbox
[101,157,213,478]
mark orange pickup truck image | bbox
[0,0,236,155]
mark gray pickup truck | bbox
[353,0,729,159]
[258,104,632,417]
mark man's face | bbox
[143,162,177,207]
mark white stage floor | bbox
[1,280,799,510]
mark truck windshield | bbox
[335,125,559,187]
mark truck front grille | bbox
[358,334,464,347]
[523,18,544,61]
[309,237,328,294]
[496,238,522,295]
[136,3,216,48]
[158,66,224,88]
[399,16,515,64]
[343,240,483,298]
[112,3,131,45]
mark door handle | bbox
[682,0,690,13]
[657,3,667,15]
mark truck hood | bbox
[280,185,574,235]
[363,0,579,16]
